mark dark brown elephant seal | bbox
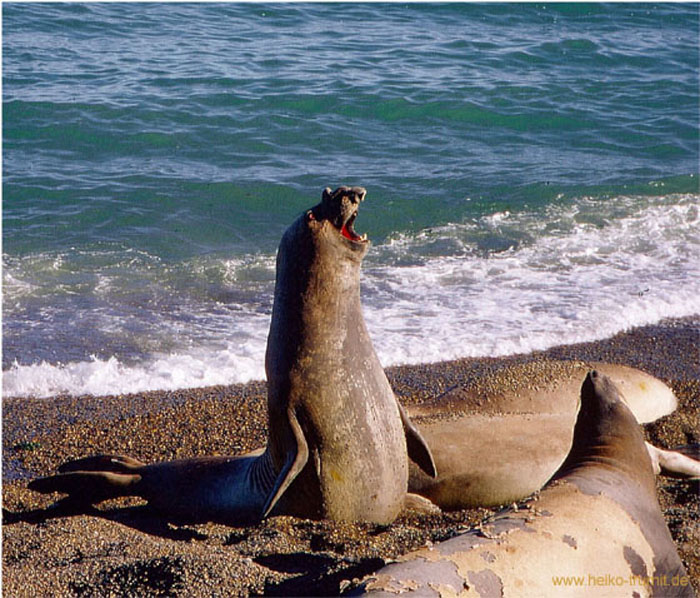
[408,360,699,509]
[264,185,435,522]
[354,371,695,597]
[29,186,436,525]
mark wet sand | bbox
[3,316,699,596]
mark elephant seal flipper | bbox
[29,470,142,504]
[398,402,437,479]
[262,407,309,518]
[646,442,700,479]
[29,454,146,504]
[57,454,145,474]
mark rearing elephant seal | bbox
[354,371,695,597]
[29,186,436,525]
[265,185,435,521]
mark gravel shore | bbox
[3,316,698,597]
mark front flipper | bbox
[398,401,437,478]
[261,408,309,518]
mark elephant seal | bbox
[354,371,695,597]
[408,360,699,510]
[29,186,436,525]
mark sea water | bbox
[3,3,699,398]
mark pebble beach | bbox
[4,4,699,596]
[2,316,698,597]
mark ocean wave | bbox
[363,193,700,364]
[4,193,698,398]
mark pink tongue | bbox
[341,224,356,240]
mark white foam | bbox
[4,194,699,398]
[364,194,700,366]
[3,341,267,399]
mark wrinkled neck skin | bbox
[263,211,408,520]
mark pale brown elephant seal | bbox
[29,186,436,525]
[354,371,695,597]
[407,360,699,509]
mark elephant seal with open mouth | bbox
[29,186,436,526]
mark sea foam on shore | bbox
[5,194,700,399]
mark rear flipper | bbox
[58,454,145,474]
[28,471,142,504]
[646,442,700,479]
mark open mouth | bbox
[341,211,367,242]
[312,186,369,243]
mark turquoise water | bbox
[3,3,699,397]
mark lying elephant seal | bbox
[408,360,699,509]
[354,371,695,597]
[29,186,436,525]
